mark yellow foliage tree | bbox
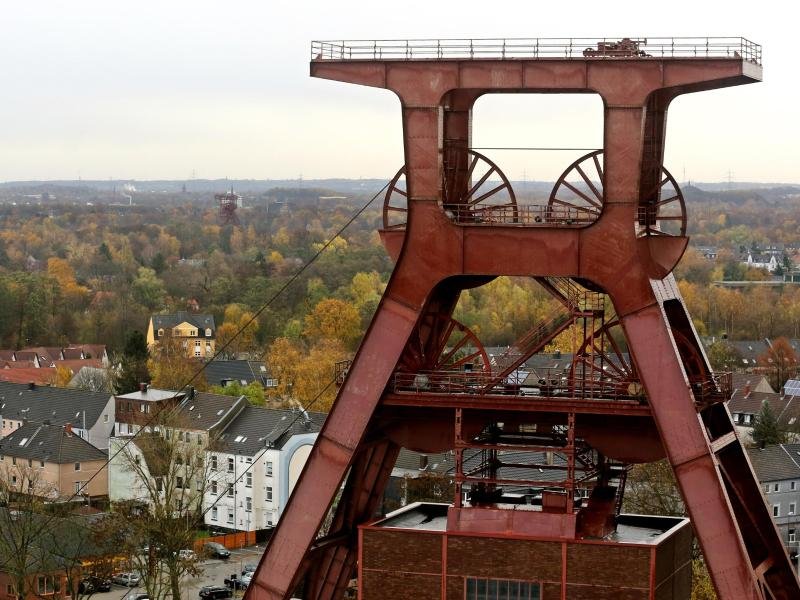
[47,257,89,304]
[304,298,362,349]
[215,304,259,358]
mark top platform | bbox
[311,37,761,65]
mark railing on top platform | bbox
[311,37,761,65]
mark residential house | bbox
[0,345,109,386]
[147,312,216,359]
[0,422,108,500]
[108,390,245,506]
[0,382,115,450]
[108,386,324,533]
[746,443,800,558]
[203,405,323,532]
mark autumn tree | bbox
[303,298,362,350]
[215,304,259,359]
[757,337,799,391]
[705,340,742,371]
[266,337,304,402]
[132,267,167,311]
[111,410,214,600]
[622,460,684,517]
[148,333,207,392]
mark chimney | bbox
[65,423,73,436]
[139,383,148,393]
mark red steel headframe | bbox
[246,37,798,600]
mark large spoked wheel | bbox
[443,148,518,224]
[382,167,407,230]
[549,150,686,235]
[548,150,605,224]
[400,313,490,375]
[569,319,642,399]
[637,168,687,237]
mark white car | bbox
[112,573,141,587]
[178,549,196,560]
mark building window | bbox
[211,507,218,521]
[228,457,234,473]
[206,328,212,337]
[197,434,203,446]
[227,510,234,524]
[245,497,252,512]
[157,328,164,337]
[210,481,218,495]
[792,481,797,491]
[266,486,273,501]
[156,477,163,492]
[266,461,273,477]
[774,504,781,517]
[74,462,81,471]
[197,479,203,492]
[176,477,183,489]
[227,485,234,498]
[465,578,541,600]
[774,483,781,493]
[40,460,44,468]
[74,481,84,494]
[211,455,218,471]
[790,529,796,543]
[744,414,752,425]
[790,503,797,516]
[104,414,109,423]
[246,472,252,488]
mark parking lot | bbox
[90,546,265,600]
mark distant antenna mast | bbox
[217,189,241,227]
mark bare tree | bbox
[112,411,217,600]
[0,464,59,600]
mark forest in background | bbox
[0,181,798,409]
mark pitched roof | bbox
[174,391,243,432]
[216,404,325,454]
[0,381,112,429]
[151,312,216,333]
[0,422,107,463]
[747,444,800,482]
[204,360,271,388]
[0,367,56,386]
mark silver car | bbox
[112,573,141,587]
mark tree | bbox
[706,341,742,371]
[132,267,167,311]
[148,333,207,392]
[757,337,799,391]
[118,330,151,394]
[111,410,214,600]
[70,367,117,394]
[303,298,362,349]
[215,304,259,359]
[752,401,787,448]
[622,460,683,517]
[265,338,304,403]
[208,380,265,407]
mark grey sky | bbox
[1,1,796,183]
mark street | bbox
[93,546,266,600]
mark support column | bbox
[621,301,762,600]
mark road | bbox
[93,545,266,600]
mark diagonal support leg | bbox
[621,298,800,600]
[246,291,425,600]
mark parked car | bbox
[112,573,141,587]
[242,564,257,574]
[199,586,232,600]
[178,549,196,560]
[78,576,112,593]
[132,594,150,600]
[203,542,231,559]
[223,575,247,590]
[240,572,253,587]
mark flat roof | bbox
[372,503,688,545]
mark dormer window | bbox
[206,328,212,337]
[157,328,164,337]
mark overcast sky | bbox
[1,1,796,183]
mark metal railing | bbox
[445,203,597,227]
[391,368,733,403]
[311,37,761,65]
